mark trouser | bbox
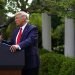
[22,67,39,75]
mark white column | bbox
[42,13,51,51]
[64,17,75,57]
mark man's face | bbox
[15,14,26,26]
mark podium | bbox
[0,43,25,75]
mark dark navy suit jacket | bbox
[3,24,40,69]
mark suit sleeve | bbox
[19,27,38,49]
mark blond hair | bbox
[15,11,29,22]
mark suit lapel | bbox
[21,24,30,41]
[14,27,20,43]
[15,27,19,36]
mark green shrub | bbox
[40,51,75,75]
[48,53,65,75]
[40,53,49,75]
[40,52,65,75]
[39,49,49,75]
[39,48,49,55]
[59,58,75,75]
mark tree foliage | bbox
[0,0,75,41]
[2,0,75,18]
[29,0,75,18]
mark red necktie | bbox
[16,27,22,44]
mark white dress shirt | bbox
[15,22,28,50]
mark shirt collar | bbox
[21,22,28,32]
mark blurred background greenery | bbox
[0,0,75,75]
[0,0,75,54]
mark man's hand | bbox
[10,45,19,53]
[0,35,3,42]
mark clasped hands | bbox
[10,45,20,53]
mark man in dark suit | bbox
[0,11,40,75]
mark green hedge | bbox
[40,52,75,75]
